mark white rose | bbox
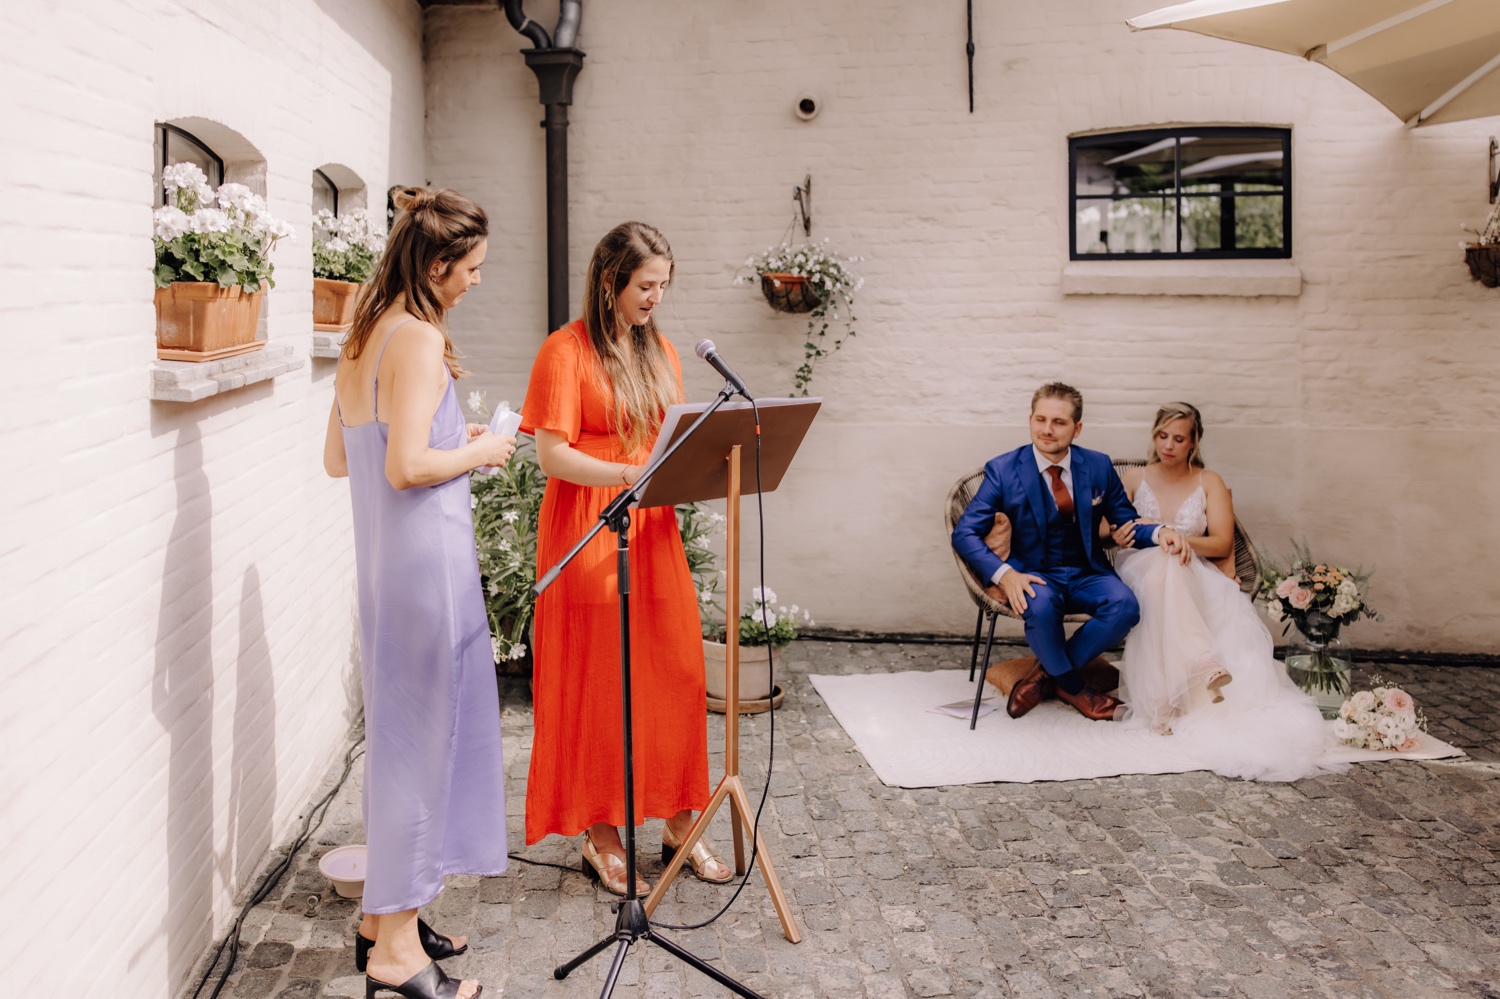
[1331,719,1353,741]
[1350,690,1376,713]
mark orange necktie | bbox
[1046,465,1075,519]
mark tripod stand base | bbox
[553,898,766,999]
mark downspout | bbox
[501,0,585,333]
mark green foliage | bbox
[153,230,277,291]
[738,239,863,396]
[471,439,548,663]
[676,502,725,637]
[152,163,293,292]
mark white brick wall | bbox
[0,2,424,996]
[427,0,1500,652]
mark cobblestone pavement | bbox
[214,642,1500,999]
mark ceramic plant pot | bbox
[154,282,264,361]
[313,277,362,329]
[702,639,776,703]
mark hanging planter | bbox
[759,272,821,313]
[154,283,265,361]
[152,163,294,362]
[1464,244,1500,287]
[312,209,385,331]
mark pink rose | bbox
[1275,578,1300,599]
[1399,736,1421,752]
[1288,587,1314,610]
[1384,689,1414,713]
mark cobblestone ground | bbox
[213,642,1500,999]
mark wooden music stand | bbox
[634,398,820,945]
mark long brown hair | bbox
[580,222,681,458]
[1146,402,1206,468]
[343,186,487,376]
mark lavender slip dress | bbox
[339,318,507,914]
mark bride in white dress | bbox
[1109,403,1342,782]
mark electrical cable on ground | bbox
[190,735,366,999]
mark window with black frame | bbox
[1070,127,1290,259]
[152,123,223,207]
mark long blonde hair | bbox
[1146,402,1206,468]
[343,186,488,376]
[580,222,681,458]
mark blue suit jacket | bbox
[951,445,1159,583]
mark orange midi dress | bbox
[520,321,709,844]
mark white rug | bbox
[808,669,1466,788]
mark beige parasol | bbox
[1127,0,1500,127]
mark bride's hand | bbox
[1112,520,1138,549]
[1159,527,1194,565]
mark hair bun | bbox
[392,186,436,213]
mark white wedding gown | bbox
[1115,476,1344,782]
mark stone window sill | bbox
[150,342,305,402]
[311,330,345,359]
[1061,259,1302,297]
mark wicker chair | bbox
[943,459,1265,729]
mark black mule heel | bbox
[365,960,480,999]
[355,919,468,972]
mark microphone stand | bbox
[535,382,765,999]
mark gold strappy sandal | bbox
[661,825,735,885]
[581,832,649,897]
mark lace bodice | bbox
[1134,475,1208,538]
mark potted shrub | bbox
[152,163,294,361]
[312,208,385,330]
[703,587,811,711]
[737,238,862,395]
[1462,199,1500,287]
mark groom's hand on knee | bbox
[999,571,1047,614]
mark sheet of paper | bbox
[927,699,998,720]
[478,406,523,474]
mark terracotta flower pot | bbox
[314,277,362,330]
[1465,244,1500,288]
[759,272,822,313]
[154,282,265,362]
[702,639,775,702]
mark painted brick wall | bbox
[426,0,1500,652]
[0,2,424,996]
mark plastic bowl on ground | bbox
[317,844,367,898]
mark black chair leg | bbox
[970,611,999,730]
[967,606,985,681]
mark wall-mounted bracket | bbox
[794,175,812,237]
[1489,136,1498,204]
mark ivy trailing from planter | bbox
[738,239,863,395]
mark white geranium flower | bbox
[189,208,232,234]
[470,495,477,509]
[215,183,257,212]
[326,236,350,254]
[162,162,208,193]
[154,206,190,240]
[751,586,776,605]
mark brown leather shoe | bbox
[1006,664,1055,719]
[1055,684,1124,721]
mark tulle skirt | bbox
[1115,548,1346,783]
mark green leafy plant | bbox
[312,208,386,284]
[737,587,813,648]
[152,163,294,291]
[737,238,863,395]
[470,440,547,665]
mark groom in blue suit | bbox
[951,383,1190,720]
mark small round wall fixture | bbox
[794,93,819,121]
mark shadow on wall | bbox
[227,567,276,899]
[150,419,216,993]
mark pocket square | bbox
[1091,494,1103,507]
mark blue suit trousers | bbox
[1020,567,1140,682]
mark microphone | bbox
[694,339,754,399]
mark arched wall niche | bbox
[165,116,268,195]
[314,162,369,213]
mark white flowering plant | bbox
[736,238,863,395]
[153,163,294,292]
[468,392,547,667]
[1461,198,1500,247]
[1333,679,1427,753]
[676,501,726,636]
[736,587,813,649]
[312,208,386,284]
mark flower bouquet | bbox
[1259,542,1380,715]
[1333,682,1426,753]
[736,238,863,395]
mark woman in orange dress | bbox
[520,221,731,895]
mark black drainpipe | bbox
[501,0,584,333]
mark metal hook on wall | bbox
[1489,137,1498,204]
[793,175,812,237]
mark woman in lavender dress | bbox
[323,187,514,999]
